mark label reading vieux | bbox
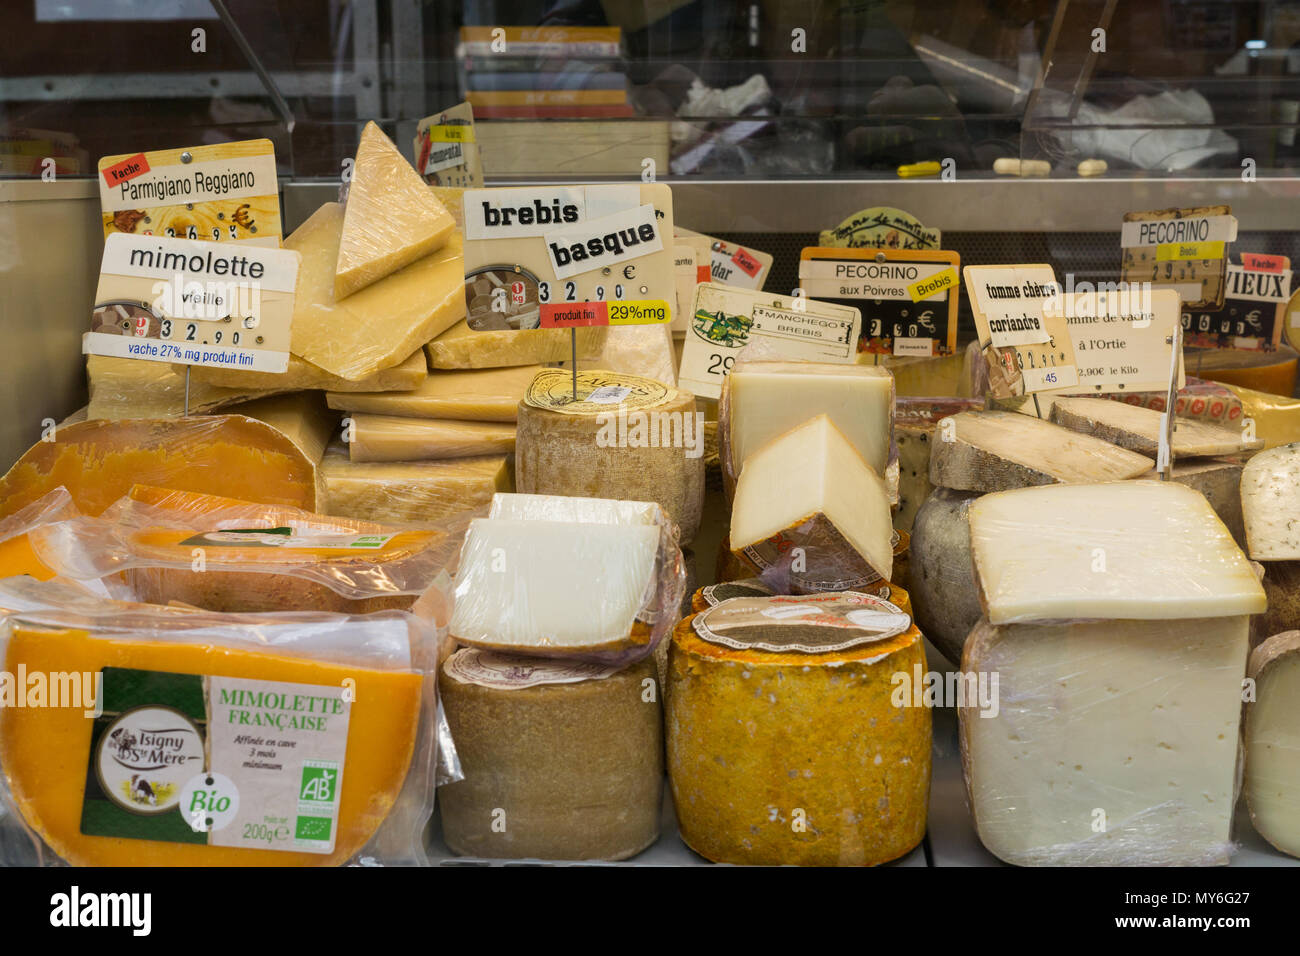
[84,232,298,373]
[1183,254,1293,351]
[82,667,350,855]
[97,139,282,247]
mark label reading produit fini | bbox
[443,647,621,690]
[82,667,350,854]
[692,592,911,654]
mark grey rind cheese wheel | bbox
[1253,561,1300,647]
[515,385,704,544]
[438,654,662,861]
[910,487,983,666]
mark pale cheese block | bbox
[1245,632,1300,858]
[488,492,661,525]
[1050,395,1261,457]
[667,594,930,866]
[347,415,515,462]
[931,410,1153,493]
[730,414,893,590]
[319,441,510,524]
[962,614,1249,866]
[335,121,455,298]
[288,202,465,380]
[192,349,427,393]
[87,355,274,419]
[439,650,661,861]
[969,481,1264,625]
[449,518,658,656]
[1139,456,1245,547]
[328,365,540,422]
[895,397,982,532]
[726,361,894,478]
[1242,442,1300,560]
[426,319,605,369]
[909,487,982,666]
[515,379,703,545]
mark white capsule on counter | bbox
[1078,158,1108,177]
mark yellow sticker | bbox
[1156,241,1225,261]
[907,266,958,302]
[608,300,671,325]
[428,125,475,143]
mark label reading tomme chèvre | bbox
[82,667,350,854]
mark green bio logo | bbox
[295,815,333,842]
[299,764,338,804]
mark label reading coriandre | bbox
[82,667,351,854]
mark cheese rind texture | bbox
[335,121,455,299]
[1050,395,1261,457]
[319,441,510,524]
[730,414,893,590]
[961,615,1248,866]
[515,381,703,544]
[438,652,661,860]
[327,365,541,422]
[930,410,1153,493]
[895,397,982,532]
[0,416,319,518]
[970,481,1264,623]
[1242,442,1300,560]
[1245,632,1300,858]
[348,415,515,462]
[449,518,658,655]
[0,622,423,866]
[667,605,930,866]
[725,361,894,479]
[288,202,465,380]
[426,320,605,369]
[909,487,982,666]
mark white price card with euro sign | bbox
[84,232,298,373]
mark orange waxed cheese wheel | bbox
[0,626,421,866]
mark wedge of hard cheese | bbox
[894,397,983,532]
[970,481,1264,624]
[730,414,893,591]
[449,518,658,657]
[1246,631,1300,859]
[347,415,515,462]
[1050,395,1260,457]
[192,349,427,394]
[930,410,1154,493]
[335,121,455,299]
[327,365,541,422]
[1242,442,1300,559]
[488,492,662,526]
[426,319,605,369]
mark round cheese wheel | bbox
[689,579,913,619]
[909,487,983,666]
[515,372,704,544]
[667,594,930,866]
[438,650,662,861]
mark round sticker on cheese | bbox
[443,647,623,690]
[691,592,911,654]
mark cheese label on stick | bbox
[1121,205,1236,310]
[1041,287,1185,395]
[674,227,772,290]
[1186,254,1292,351]
[964,264,1075,397]
[414,102,483,188]
[85,233,297,373]
[680,283,861,400]
[98,139,281,247]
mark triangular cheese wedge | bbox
[335,121,455,299]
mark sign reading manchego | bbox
[97,139,282,247]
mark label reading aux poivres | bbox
[443,647,621,690]
[85,233,298,373]
[523,368,673,415]
[679,282,861,400]
[692,592,911,654]
[82,668,350,854]
[97,139,281,246]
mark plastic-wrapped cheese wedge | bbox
[667,592,930,866]
[347,415,515,462]
[0,488,78,581]
[961,481,1265,866]
[1049,395,1261,457]
[86,356,275,419]
[0,415,321,519]
[334,121,455,299]
[0,591,435,867]
[192,348,427,394]
[319,442,510,525]
[488,491,661,526]
[327,365,542,422]
[449,518,666,661]
[730,414,893,591]
[425,319,606,369]
[1245,631,1300,859]
[29,485,457,614]
[438,649,661,861]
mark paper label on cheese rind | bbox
[522,368,673,414]
[443,647,620,689]
[82,668,350,855]
[692,593,910,653]
[1121,206,1235,310]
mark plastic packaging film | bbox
[28,485,468,614]
[0,487,81,581]
[0,583,440,867]
[447,492,686,665]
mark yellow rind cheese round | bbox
[667,607,930,866]
[438,653,662,860]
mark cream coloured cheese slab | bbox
[1242,442,1300,560]
[1050,395,1260,457]
[328,365,540,421]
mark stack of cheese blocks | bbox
[82,121,515,526]
[908,397,1261,665]
[436,492,673,862]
